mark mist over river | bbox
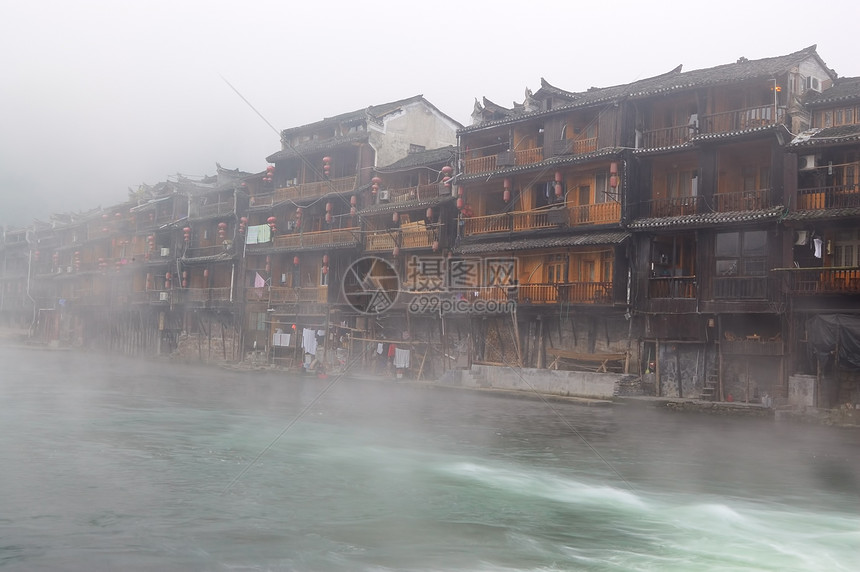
[1,346,858,571]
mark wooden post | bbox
[655,339,661,397]
[511,307,522,368]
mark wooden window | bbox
[716,230,767,277]
[546,255,567,284]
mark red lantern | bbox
[392,246,400,257]
[442,176,451,187]
[322,254,329,265]
[322,266,328,275]
[392,211,399,223]
[325,212,332,224]
[457,186,464,197]
[267,217,276,225]
[555,183,563,197]
[323,156,331,164]
[441,165,453,175]
[426,207,433,219]
[372,176,382,185]
[350,206,356,216]
[609,174,618,188]
[350,195,357,206]
[504,178,511,189]
[457,197,464,209]
[555,171,563,183]
[609,162,618,174]
[432,240,439,252]
[325,202,332,212]
[203,268,209,279]
[293,256,300,266]
[503,189,511,202]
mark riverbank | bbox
[2,330,857,428]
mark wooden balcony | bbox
[713,276,768,299]
[131,290,175,304]
[781,267,860,295]
[387,182,444,204]
[462,155,497,174]
[515,147,543,165]
[475,282,613,304]
[365,224,442,251]
[701,105,786,134]
[647,196,701,217]
[191,202,234,219]
[462,203,619,236]
[183,245,230,259]
[270,285,328,304]
[552,137,598,156]
[569,202,621,225]
[274,176,357,203]
[797,185,860,211]
[648,276,697,299]
[641,124,695,148]
[248,192,275,208]
[272,227,359,249]
[715,189,769,212]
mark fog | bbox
[2,0,858,225]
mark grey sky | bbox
[1,0,857,226]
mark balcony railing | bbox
[474,282,613,304]
[366,224,442,251]
[183,244,231,259]
[713,276,768,299]
[648,276,697,299]
[271,227,359,249]
[462,203,620,236]
[515,147,543,165]
[569,202,622,225]
[781,267,860,295]
[248,192,275,208]
[270,285,328,304]
[387,182,444,203]
[274,175,356,203]
[182,287,233,303]
[715,188,770,212]
[462,155,497,174]
[191,202,234,219]
[647,196,701,217]
[641,124,696,148]
[552,137,598,156]
[701,105,786,134]
[797,184,860,211]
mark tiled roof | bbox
[789,124,860,147]
[267,131,369,163]
[461,46,829,134]
[455,231,630,254]
[782,207,860,221]
[628,207,784,229]
[247,240,360,255]
[375,146,457,172]
[357,196,455,216]
[804,76,860,108]
[280,95,426,136]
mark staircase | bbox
[701,360,719,401]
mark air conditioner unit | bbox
[799,154,817,170]
[159,291,169,302]
[378,190,390,202]
[285,220,297,231]
[160,247,170,257]
[806,76,821,92]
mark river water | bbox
[1,346,858,571]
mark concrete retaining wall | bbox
[454,365,622,399]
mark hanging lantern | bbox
[442,176,451,187]
[555,183,563,197]
[441,165,453,175]
[293,256,300,266]
[432,240,439,252]
[322,254,329,265]
[457,197,464,209]
[322,265,328,275]
[609,162,619,189]
[325,202,332,212]
[426,207,433,219]
[392,211,399,223]
[372,176,382,185]
[350,195,357,206]
[266,216,276,225]
[350,206,356,216]
[203,268,209,279]
[392,246,400,257]
[102,213,109,220]
[503,189,511,202]
[325,212,332,224]
[296,207,303,216]
[33,250,40,262]
[555,171,563,183]
[504,177,511,189]
[183,226,191,242]
[457,185,464,197]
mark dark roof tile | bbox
[629,207,784,229]
[455,231,630,254]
